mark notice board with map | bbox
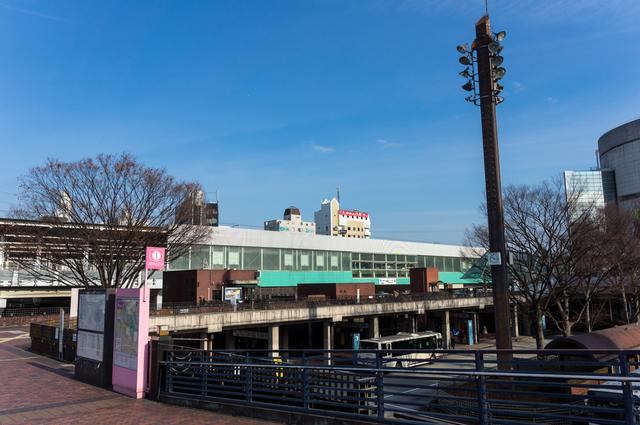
[75,289,116,388]
[114,297,140,370]
[112,287,150,399]
[77,291,107,362]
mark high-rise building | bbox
[563,169,617,218]
[598,118,640,208]
[176,190,219,226]
[314,198,371,239]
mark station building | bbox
[168,225,477,299]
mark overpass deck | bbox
[149,294,493,334]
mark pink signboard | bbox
[339,210,369,219]
[146,247,165,270]
[112,287,150,399]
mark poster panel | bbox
[224,288,242,301]
[77,331,104,362]
[78,292,106,332]
[114,297,140,370]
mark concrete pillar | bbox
[368,317,379,339]
[472,313,478,345]
[444,310,451,349]
[524,317,532,336]
[0,298,6,310]
[323,322,333,351]
[323,321,333,365]
[408,314,417,333]
[280,326,289,354]
[70,288,79,318]
[226,330,235,350]
[269,325,280,357]
[512,305,520,338]
[200,331,208,350]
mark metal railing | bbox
[159,348,640,425]
[151,290,494,316]
[0,306,70,317]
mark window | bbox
[228,250,240,266]
[284,253,293,267]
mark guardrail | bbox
[0,306,70,317]
[158,348,640,425]
[151,290,494,316]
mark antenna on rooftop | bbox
[337,186,340,205]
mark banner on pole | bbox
[146,247,165,270]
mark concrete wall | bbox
[163,270,257,303]
[599,118,640,203]
[149,296,493,334]
[297,282,375,299]
[409,268,440,293]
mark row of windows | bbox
[170,245,474,274]
[171,245,352,272]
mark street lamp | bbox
[457,14,513,357]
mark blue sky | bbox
[1,0,639,245]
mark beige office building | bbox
[314,198,370,239]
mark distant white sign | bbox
[77,331,104,362]
[378,278,397,285]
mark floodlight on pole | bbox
[456,15,512,364]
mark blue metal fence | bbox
[158,348,640,425]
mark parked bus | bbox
[357,331,443,368]
[586,372,640,424]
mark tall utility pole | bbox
[458,14,512,355]
[474,15,512,354]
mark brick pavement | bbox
[0,326,283,425]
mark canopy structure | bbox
[545,325,640,360]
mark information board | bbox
[114,297,140,370]
[78,292,106,332]
[77,331,104,362]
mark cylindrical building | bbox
[598,118,640,207]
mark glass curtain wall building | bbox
[564,170,616,219]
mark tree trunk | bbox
[562,296,572,337]
[586,301,592,332]
[536,313,545,349]
[621,291,630,323]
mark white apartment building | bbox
[264,206,315,234]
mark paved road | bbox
[0,325,283,425]
[381,334,560,414]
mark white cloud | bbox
[544,97,558,104]
[375,139,403,148]
[307,141,335,153]
[0,3,81,24]
[513,81,526,92]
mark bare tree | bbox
[598,204,640,324]
[1,153,209,288]
[462,177,604,348]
